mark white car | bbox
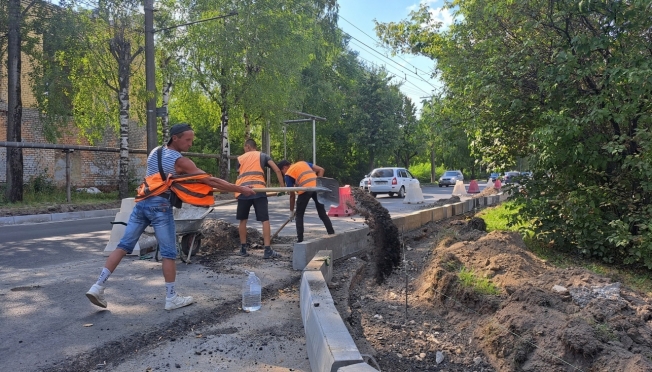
[359,174,371,191]
[368,167,420,198]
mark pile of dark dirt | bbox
[199,219,262,255]
[196,218,296,272]
[350,188,401,284]
[333,214,652,372]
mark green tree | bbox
[377,0,652,267]
[349,67,402,171]
[29,6,83,140]
[2,0,48,202]
[393,96,422,169]
[177,0,329,180]
[63,0,146,198]
[292,39,365,184]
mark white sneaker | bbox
[165,294,194,310]
[86,284,107,308]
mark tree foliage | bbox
[3,0,435,199]
[377,0,652,267]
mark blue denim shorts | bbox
[117,196,177,259]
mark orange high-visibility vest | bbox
[135,173,170,201]
[286,161,317,195]
[136,172,214,207]
[235,151,266,198]
[135,147,214,207]
[169,173,215,206]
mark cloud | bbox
[427,7,454,30]
[406,1,456,31]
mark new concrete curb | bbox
[299,191,509,372]
[0,208,119,226]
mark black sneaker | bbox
[263,249,281,259]
[239,244,250,257]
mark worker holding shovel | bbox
[235,139,286,258]
[276,160,335,243]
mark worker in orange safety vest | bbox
[85,123,255,311]
[276,159,334,243]
[235,139,285,258]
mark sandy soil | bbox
[328,189,652,371]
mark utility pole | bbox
[144,0,157,153]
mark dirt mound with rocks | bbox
[477,185,499,197]
[350,188,401,284]
[333,213,652,371]
[199,219,259,255]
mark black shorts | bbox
[236,197,269,221]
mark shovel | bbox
[271,211,295,242]
[214,177,340,210]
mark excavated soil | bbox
[330,190,652,372]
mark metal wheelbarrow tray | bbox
[155,204,213,263]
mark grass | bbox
[477,202,652,296]
[0,186,119,209]
[458,266,501,295]
[476,201,526,232]
[594,322,617,341]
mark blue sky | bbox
[337,0,453,113]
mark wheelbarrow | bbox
[155,205,213,263]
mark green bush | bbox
[25,173,55,194]
[409,162,446,183]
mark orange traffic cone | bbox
[468,180,480,193]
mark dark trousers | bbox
[295,191,335,242]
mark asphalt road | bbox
[0,183,483,371]
[0,216,114,269]
[0,184,483,270]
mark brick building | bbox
[1,0,147,190]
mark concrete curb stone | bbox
[0,208,119,226]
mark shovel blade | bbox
[316,177,340,210]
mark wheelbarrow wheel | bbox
[180,233,202,263]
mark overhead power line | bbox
[154,11,238,33]
[337,18,437,91]
[339,15,432,77]
[353,52,432,96]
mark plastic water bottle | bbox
[242,271,261,312]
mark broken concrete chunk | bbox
[552,285,568,293]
